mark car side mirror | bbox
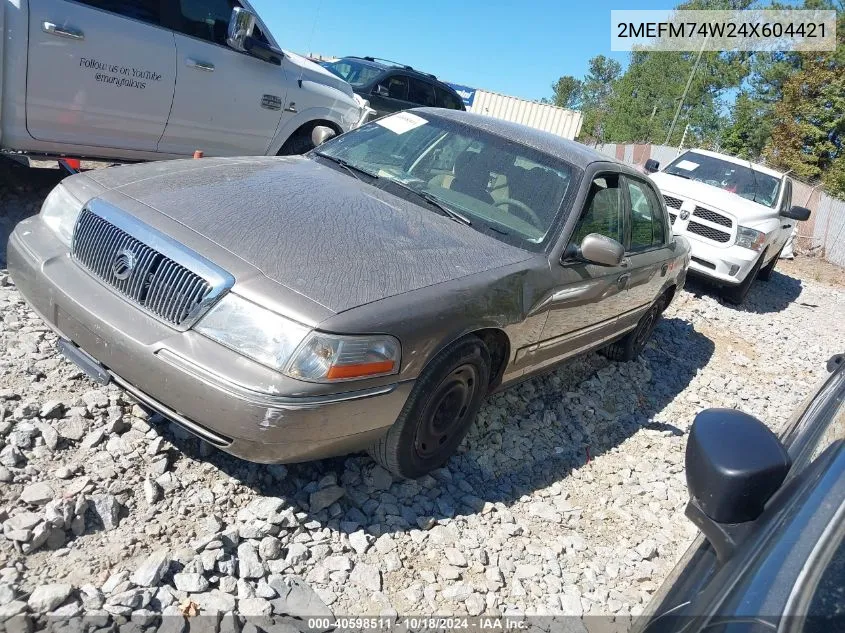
[373,85,390,98]
[311,126,337,147]
[685,408,791,562]
[576,233,625,267]
[644,159,660,174]
[782,205,811,222]
[227,7,256,52]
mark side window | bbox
[177,0,239,46]
[436,88,463,110]
[408,78,437,107]
[571,175,623,247]
[627,179,666,251]
[75,0,162,25]
[379,75,409,101]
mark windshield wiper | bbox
[313,152,379,181]
[385,180,472,226]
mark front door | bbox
[156,0,286,156]
[368,74,413,118]
[521,173,636,374]
[25,0,177,151]
[774,179,795,256]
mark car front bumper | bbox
[7,218,411,464]
[683,235,761,286]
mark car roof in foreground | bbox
[414,108,622,170]
[683,148,786,179]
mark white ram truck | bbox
[0,0,366,161]
[648,149,810,305]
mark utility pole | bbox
[665,36,708,146]
[678,123,690,154]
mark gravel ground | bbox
[1,161,844,630]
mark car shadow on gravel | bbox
[0,161,65,267]
[155,315,714,537]
[684,270,802,314]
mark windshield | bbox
[664,151,782,208]
[322,59,384,87]
[313,112,575,251]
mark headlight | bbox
[735,226,766,251]
[41,184,84,246]
[195,294,310,372]
[286,332,400,382]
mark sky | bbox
[249,0,669,101]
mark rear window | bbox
[437,87,464,110]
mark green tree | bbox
[720,92,772,158]
[550,76,583,109]
[578,55,622,141]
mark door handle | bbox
[782,224,791,229]
[186,59,215,72]
[661,263,669,277]
[42,21,84,40]
[617,273,631,287]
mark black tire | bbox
[368,336,491,479]
[722,250,766,305]
[601,298,665,362]
[278,128,315,156]
[757,248,781,282]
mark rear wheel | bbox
[368,336,490,479]
[722,250,766,305]
[601,298,665,362]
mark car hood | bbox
[84,157,533,314]
[651,172,778,224]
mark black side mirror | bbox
[685,409,791,562]
[644,159,660,174]
[782,205,811,222]
[578,233,625,267]
[243,37,282,66]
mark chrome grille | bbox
[687,221,731,243]
[72,208,214,327]
[693,206,732,228]
[663,195,683,210]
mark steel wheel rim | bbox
[634,307,659,349]
[414,363,479,459]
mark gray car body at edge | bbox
[7,109,690,465]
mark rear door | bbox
[436,86,465,111]
[25,0,176,151]
[407,77,437,108]
[619,175,674,330]
[156,0,286,156]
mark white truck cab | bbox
[0,0,366,161]
[649,149,810,304]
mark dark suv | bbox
[321,56,466,118]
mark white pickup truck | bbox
[648,149,810,305]
[0,0,366,161]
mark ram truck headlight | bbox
[195,294,310,372]
[41,184,84,246]
[735,226,766,251]
[286,332,401,382]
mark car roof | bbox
[414,108,624,169]
[340,57,454,89]
[681,148,787,179]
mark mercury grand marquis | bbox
[8,109,690,478]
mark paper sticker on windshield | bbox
[376,112,427,134]
[675,159,699,171]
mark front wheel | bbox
[757,247,782,282]
[722,250,766,305]
[368,336,490,479]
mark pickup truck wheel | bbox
[757,247,782,282]
[601,299,665,362]
[722,250,766,305]
[368,336,490,479]
[278,128,315,155]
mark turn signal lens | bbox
[285,333,401,382]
